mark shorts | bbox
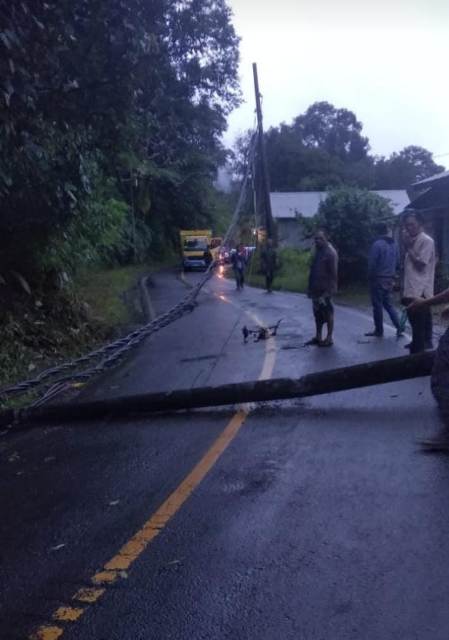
[312,296,333,322]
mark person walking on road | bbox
[261,238,277,293]
[231,244,247,291]
[402,211,436,354]
[306,230,338,347]
[365,222,402,338]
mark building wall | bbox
[276,219,311,249]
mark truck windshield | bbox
[184,239,208,251]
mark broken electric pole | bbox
[252,62,274,241]
[0,351,435,429]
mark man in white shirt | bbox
[402,211,436,354]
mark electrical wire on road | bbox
[0,133,258,410]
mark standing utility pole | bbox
[129,168,137,263]
[252,62,274,241]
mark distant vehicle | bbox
[210,236,223,262]
[179,230,213,271]
[218,246,231,264]
[244,246,256,261]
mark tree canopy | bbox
[0,0,240,277]
[317,187,395,282]
[373,146,444,189]
[243,101,445,193]
[293,101,369,162]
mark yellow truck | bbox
[180,229,213,271]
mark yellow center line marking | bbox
[104,408,248,574]
[53,607,84,622]
[30,626,64,640]
[29,281,277,640]
[248,310,276,381]
[73,587,105,604]
[91,569,119,584]
[213,290,276,382]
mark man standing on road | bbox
[261,238,277,293]
[306,230,338,347]
[365,222,402,338]
[231,244,247,291]
[402,211,436,354]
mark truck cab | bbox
[180,230,213,271]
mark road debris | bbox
[242,319,282,343]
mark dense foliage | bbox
[0,0,240,280]
[241,102,445,192]
[317,187,395,282]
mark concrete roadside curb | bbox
[176,270,193,289]
[139,274,157,322]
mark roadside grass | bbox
[0,258,175,405]
[73,254,178,325]
[73,264,151,326]
[245,248,310,293]
[243,247,375,310]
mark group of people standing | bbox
[366,211,435,354]
[306,212,449,450]
[306,211,437,353]
[230,211,438,355]
[229,216,449,448]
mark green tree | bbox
[0,0,240,278]
[238,102,445,195]
[373,146,444,189]
[250,102,374,192]
[317,187,395,283]
[293,101,370,162]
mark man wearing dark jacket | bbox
[365,223,402,337]
[261,238,277,293]
[306,230,338,347]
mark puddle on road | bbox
[180,354,221,363]
[220,460,281,497]
[282,344,306,350]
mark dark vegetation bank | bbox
[0,0,240,389]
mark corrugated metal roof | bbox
[412,170,449,188]
[269,192,327,219]
[371,190,411,215]
[270,190,409,219]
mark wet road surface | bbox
[1,270,448,639]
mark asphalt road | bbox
[1,269,448,640]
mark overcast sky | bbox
[224,0,449,164]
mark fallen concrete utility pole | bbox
[0,351,435,429]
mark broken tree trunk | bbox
[0,350,435,428]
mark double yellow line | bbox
[30,293,276,640]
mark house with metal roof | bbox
[270,190,410,248]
